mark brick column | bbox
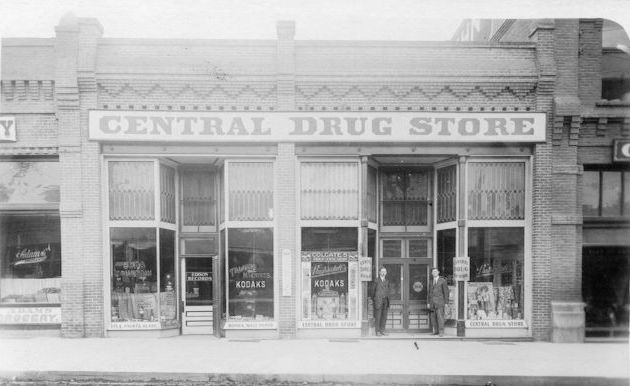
[55,13,84,338]
[550,19,585,343]
[78,18,104,337]
[530,20,555,341]
[276,21,297,338]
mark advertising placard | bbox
[359,256,372,281]
[453,256,470,281]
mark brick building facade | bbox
[0,16,627,342]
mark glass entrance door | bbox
[181,256,214,334]
[380,239,431,332]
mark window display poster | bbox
[310,262,348,320]
[444,285,456,320]
[301,251,359,325]
[467,282,496,320]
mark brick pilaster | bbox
[530,20,555,341]
[55,13,84,338]
[276,21,297,338]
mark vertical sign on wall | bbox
[282,249,292,296]
[0,117,16,142]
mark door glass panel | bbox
[408,264,427,302]
[185,257,213,306]
[409,239,428,258]
[382,264,401,301]
[382,240,402,258]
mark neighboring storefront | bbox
[1,16,627,341]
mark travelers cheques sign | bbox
[89,111,546,143]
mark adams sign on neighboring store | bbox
[89,111,546,143]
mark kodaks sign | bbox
[89,111,546,143]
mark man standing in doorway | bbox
[428,267,449,337]
[371,266,391,336]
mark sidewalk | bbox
[0,336,628,385]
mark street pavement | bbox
[0,335,628,385]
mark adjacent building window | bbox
[0,160,61,305]
[301,227,359,324]
[0,214,61,304]
[301,162,359,221]
[583,168,630,217]
[467,227,524,321]
[227,228,274,321]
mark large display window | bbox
[106,159,178,330]
[467,227,524,321]
[0,214,61,304]
[226,228,274,323]
[110,227,177,328]
[0,160,61,309]
[222,160,275,330]
[300,227,360,328]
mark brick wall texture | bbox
[1,17,624,341]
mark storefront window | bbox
[0,214,61,304]
[437,229,456,285]
[367,166,377,223]
[227,228,274,321]
[437,165,457,223]
[468,162,525,220]
[467,227,524,320]
[160,165,176,224]
[181,170,215,227]
[301,162,359,221]
[228,162,273,221]
[110,228,157,325]
[300,227,359,325]
[381,169,430,226]
[109,161,154,221]
[159,229,177,327]
[0,161,60,205]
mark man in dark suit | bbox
[428,267,449,337]
[371,266,391,336]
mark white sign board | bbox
[453,256,470,281]
[89,111,546,143]
[359,256,372,281]
[0,306,60,324]
[0,116,16,142]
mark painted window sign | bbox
[89,111,546,143]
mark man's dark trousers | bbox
[374,297,388,334]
